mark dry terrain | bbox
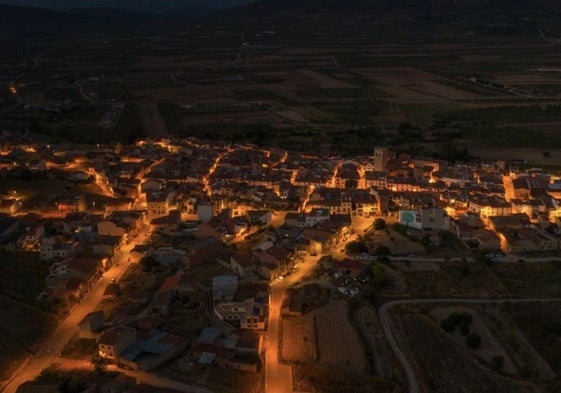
[354,306,394,378]
[429,306,518,375]
[313,301,367,372]
[281,317,317,363]
[401,312,541,393]
[365,229,425,255]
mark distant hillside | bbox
[225,0,561,38]
[0,4,170,38]
[0,0,253,15]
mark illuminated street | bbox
[2,239,138,393]
[265,254,320,393]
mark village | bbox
[2,133,561,393]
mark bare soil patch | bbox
[281,317,317,363]
[312,301,367,372]
[293,363,401,393]
[355,306,394,378]
[365,229,425,255]
[392,260,441,272]
[402,261,507,298]
[297,69,354,88]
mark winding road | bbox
[379,298,561,393]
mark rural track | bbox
[378,298,561,393]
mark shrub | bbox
[441,318,455,332]
[466,333,482,349]
[492,355,505,370]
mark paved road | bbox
[2,240,138,393]
[264,255,320,393]
[379,298,561,393]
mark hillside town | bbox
[3,134,561,393]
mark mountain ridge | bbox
[224,0,561,38]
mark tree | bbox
[459,322,470,336]
[139,256,157,272]
[370,264,392,288]
[374,218,386,231]
[448,312,462,325]
[345,238,368,254]
[421,233,432,251]
[441,318,455,332]
[375,245,391,256]
[377,255,390,264]
[492,355,505,371]
[466,333,482,349]
[461,312,473,324]
[91,353,108,375]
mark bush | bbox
[449,312,463,325]
[375,245,391,256]
[461,312,473,324]
[345,239,368,254]
[378,256,391,265]
[466,333,482,349]
[441,318,455,332]
[492,355,505,370]
[459,322,470,336]
[374,218,386,231]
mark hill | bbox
[0,0,253,15]
[225,0,561,39]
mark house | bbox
[399,207,450,231]
[146,191,172,218]
[97,221,127,238]
[67,256,102,287]
[0,215,20,246]
[301,228,335,255]
[118,330,189,371]
[150,210,181,234]
[0,198,20,214]
[103,283,121,299]
[468,194,511,219]
[98,326,137,361]
[49,276,86,307]
[230,253,258,278]
[78,310,104,339]
[305,208,330,227]
[501,227,558,253]
[213,297,268,330]
[334,258,366,277]
[247,210,272,226]
[254,245,294,280]
[20,224,44,249]
[92,235,122,262]
[197,204,213,223]
[212,275,238,304]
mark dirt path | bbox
[355,306,393,378]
